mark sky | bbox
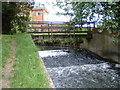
[34,0,70,21]
[33,0,103,27]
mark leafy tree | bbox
[2,2,17,34]
[95,2,120,38]
[2,1,34,34]
[55,1,120,37]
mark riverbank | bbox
[34,37,120,64]
[82,30,120,64]
[34,38,83,47]
[1,35,14,88]
[2,34,54,88]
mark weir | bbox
[37,45,120,88]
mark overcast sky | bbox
[34,0,70,21]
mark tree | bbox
[55,1,120,37]
[2,1,34,34]
[2,2,17,34]
[100,2,120,38]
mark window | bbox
[36,12,42,16]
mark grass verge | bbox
[0,35,2,79]
[10,33,51,88]
[1,35,14,67]
[1,35,14,86]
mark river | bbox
[37,45,120,88]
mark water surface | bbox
[38,46,120,88]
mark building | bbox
[29,4,66,32]
[29,4,48,31]
[30,4,48,22]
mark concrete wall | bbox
[82,30,120,63]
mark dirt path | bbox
[2,38,16,88]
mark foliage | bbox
[34,38,83,46]
[2,1,34,34]
[96,2,120,38]
[1,35,14,67]
[2,2,17,34]
[0,39,1,78]
[10,34,51,88]
[55,1,120,38]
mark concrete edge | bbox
[37,52,55,88]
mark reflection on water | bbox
[38,46,120,88]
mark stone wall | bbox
[82,30,120,63]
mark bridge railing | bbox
[26,21,95,39]
[26,21,95,32]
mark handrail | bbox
[27,31,89,34]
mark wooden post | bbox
[48,23,50,36]
[73,24,75,39]
[51,22,52,39]
[41,25,43,32]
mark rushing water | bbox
[38,46,120,88]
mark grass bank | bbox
[0,35,2,79]
[2,35,14,67]
[1,35,15,86]
[34,38,83,47]
[2,34,52,88]
[11,34,52,88]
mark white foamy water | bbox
[38,49,120,88]
[47,63,119,88]
[38,50,69,57]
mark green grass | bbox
[0,35,2,78]
[1,35,14,67]
[11,34,51,88]
[1,35,15,79]
[35,38,83,47]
